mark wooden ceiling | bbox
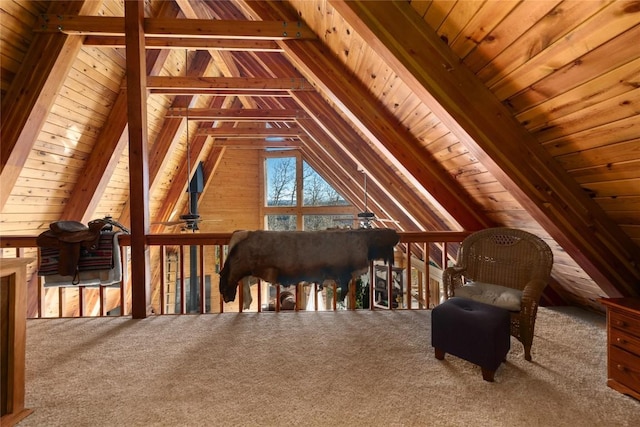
[1,0,639,311]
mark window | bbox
[263,152,354,230]
[302,161,348,207]
[265,157,296,207]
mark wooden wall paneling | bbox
[123,50,214,229]
[293,97,453,231]
[393,91,427,126]
[541,115,639,157]
[148,95,234,232]
[558,139,640,174]
[0,1,103,210]
[60,90,128,222]
[447,0,519,59]
[490,3,640,100]
[74,50,125,94]
[407,1,430,19]
[532,89,640,143]
[331,0,640,297]
[244,1,489,231]
[435,0,484,46]
[0,1,48,95]
[477,1,607,90]
[517,57,640,131]
[198,149,261,232]
[507,27,640,116]
[421,0,455,30]
[429,134,468,163]
[581,179,640,199]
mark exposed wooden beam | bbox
[83,36,282,51]
[37,16,317,40]
[151,96,239,232]
[0,0,102,210]
[62,0,181,224]
[166,108,308,121]
[148,89,294,97]
[330,0,640,296]
[295,111,447,231]
[238,1,488,232]
[234,41,449,231]
[145,76,313,91]
[60,90,129,223]
[210,139,301,149]
[125,0,151,318]
[198,126,302,137]
[122,50,216,230]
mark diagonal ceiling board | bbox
[0,0,103,210]
[330,0,640,297]
[236,0,490,233]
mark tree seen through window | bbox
[265,155,352,231]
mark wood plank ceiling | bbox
[1,0,639,311]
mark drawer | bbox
[610,310,640,338]
[609,346,640,392]
[611,328,640,355]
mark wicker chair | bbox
[442,227,553,361]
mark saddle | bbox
[37,219,109,279]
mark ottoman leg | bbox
[434,348,445,360]
[481,368,495,382]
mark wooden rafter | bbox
[329,0,640,297]
[83,36,282,51]
[61,0,182,223]
[145,76,313,91]
[239,45,462,231]
[36,16,317,40]
[166,108,308,121]
[210,139,301,149]
[197,126,302,137]
[237,1,489,232]
[0,0,102,210]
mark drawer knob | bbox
[616,364,627,372]
[616,337,627,345]
[614,320,627,327]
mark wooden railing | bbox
[0,231,470,318]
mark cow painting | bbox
[219,228,400,304]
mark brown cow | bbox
[219,228,400,304]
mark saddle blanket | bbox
[38,231,116,276]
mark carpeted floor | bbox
[18,306,640,426]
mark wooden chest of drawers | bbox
[600,298,640,401]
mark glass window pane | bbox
[303,214,355,231]
[265,157,296,207]
[302,161,348,206]
[267,215,297,231]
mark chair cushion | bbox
[453,281,522,311]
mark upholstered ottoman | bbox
[431,297,511,382]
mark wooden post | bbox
[125,0,151,318]
[1,259,34,426]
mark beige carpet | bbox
[19,306,640,426]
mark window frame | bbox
[261,150,356,230]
